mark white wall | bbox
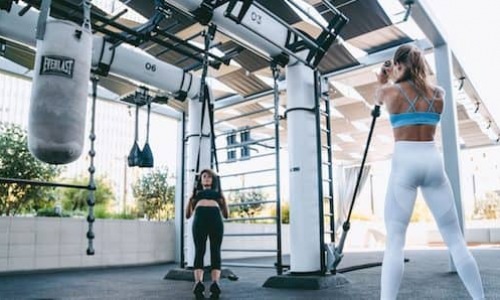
[0,217,175,273]
[2,217,496,273]
[0,217,290,273]
[221,224,290,260]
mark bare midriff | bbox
[195,199,220,208]
[393,124,436,142]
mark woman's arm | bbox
[219,197,229,219]
[186,198,194,219]
[374,62,393,105]
[374,86,387,106]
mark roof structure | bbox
[1,0,498,163]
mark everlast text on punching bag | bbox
[28,19,92,164]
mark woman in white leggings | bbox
[375,44,484,300]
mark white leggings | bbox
[381,141,484,300]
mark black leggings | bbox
[192,206,224,270]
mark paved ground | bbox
[0,247,499,299]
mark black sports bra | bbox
[194,189,222,205]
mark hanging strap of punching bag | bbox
[82,0,91,30]
[36,0,51,40]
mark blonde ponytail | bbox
[394,45,431,94]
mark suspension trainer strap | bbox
[194,25,216,175]
[195,90,208,174]
[207,86,219,173]
[145,101,151,142]
[134,104,139,142]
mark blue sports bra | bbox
[389,82,442,128]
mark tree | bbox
[228,189,265,220]
[473,191,500,220]
[0,123,60,215]
[132,167,175,221]
[60,176,115,213]
[269,201,289,224]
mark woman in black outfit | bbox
[186,169,229,299]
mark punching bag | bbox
[28,18,92,164]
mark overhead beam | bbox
[215,38,431,110]
[0,3,201,103]
[0,61,183,120]
[399,0,446,47]
[323,38,432,79]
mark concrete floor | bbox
[0,247,499,299]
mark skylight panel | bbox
[286,0,328,29]
[92,0,148,24]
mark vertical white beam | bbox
[435,43,464,271]
[286,62,321,273]
[185,98,212,267]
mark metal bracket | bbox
[403,0,415,21]
[458,76,466,90]
[110,0,167,49]
[223,0,349,68]
[0,38,6,56]
[22,0,228,69]
[134,86,153,106]
[224,0,252,24]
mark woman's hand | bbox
[376,61,393,85]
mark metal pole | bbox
[472,174,477,208]
[180,112,186,268]
[272,63,283,275]
[0,178,91,190]
[123,155,127,214]
[370,174,374,215]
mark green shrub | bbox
[0,123,61,216]
[36,207,70,217]
[111,211,137,220]
[60,176,115,212]
[132,167,175,221]
[473,191,500,220]
[93,204,111,219]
